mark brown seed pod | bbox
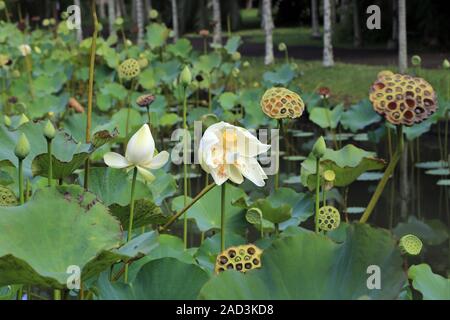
[136,94,156,108]
[215,244,262,274]
[260,87,305,119]
[68,97,85,113]
[369,73,437,126]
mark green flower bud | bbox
[14,133,30,160]
[411,55,421,67]
[149,9,159,20]
[243,61,250,68]
[18,114,29,126]
[180,65,192,87]
[44,120,56,140]
[278,42,287,52]
[231,52,241,61]
[42,19,50,26]
[312,136,326,158]
[443,59,450,70]
[3,115,11,127]
[34,46,41,54]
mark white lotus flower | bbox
[18,44,31,57]
[104,124,169,181]
[199,121,270,187]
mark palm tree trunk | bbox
[323,0,334,67]
[74,0,83,41]
[136,0,144,44]
[108,0,116,35]
[144,0,152,23]
[171,0,179,41]
[98,0,105,19]
[311,0,320,38]
[387,0,398,49]
[352,0,361,47]
[398,0,407,73]
[262,0,274,65]
[212,0,222,45]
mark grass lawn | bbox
[245,58,449,105]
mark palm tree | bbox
[107,0,116,35]
[262,0,274,65]
[136,0,144,44]
[398,0,407,73]
[311,0,320,38]
[171,0,179,41]
[212,0,222,45]
[74,0,83,41]
[323,0,334,67]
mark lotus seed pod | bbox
[215,244,263,274]
[14,133,30,160]
[278,42,287,52]
[136,94,156,108]
[0,186,18,207]
[18,114,29,126]
[323,170,335,182]
[138,58,148,68]
[443,59,450,69]
[118,58,140,80]
[42,18,50,26]
[44,120,56,140]
[231,52,241,61]
[3,115,11,127]
[411,55,422,67]
[115,17,124,26]
[318,206,341,231]
[399,234,422,256]
[149,9,159,20]
[312,136,326,159]
[369,73,437,126]
[180,65,192,87]
[243,61,250,68]
[260,87,305,119]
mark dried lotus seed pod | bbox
[260,87,304,119]
[215,244,262,274]
[0,186,18,207]
[136,94,156,108]
[318,206,341,231]
[369,73,437,126]
[118,58,141,80]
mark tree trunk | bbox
[74,0,83,41]
[171,0,179,40]
[144,0,152,23]
[246,0,253,9]
[387,0,398,49]
[352,0,361,47]
[400,143,409,218]
[311,0,320,38]
[323,0,334,67]
[136,0,144,44]
[108,0,116,35]
[262,0,274,65]
[212,0,222,45]
[340,0,350,25]
[330,0,336,26]
[398,0,407,73]
[98,0,105,19]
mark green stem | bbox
[146,106,152,126]
[314,157,321,233]
[284,49,289,64]
[182,86,189,249]
[275,119,282,190]
[322,185,327,207]
[47,139,53,187]
[444,110,449,161]
[220,183,226,252]
[124,167,138,283]
[53,289,61,300]
[360,126,404,223]
[18,159,24,204]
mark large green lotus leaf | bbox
[0,285,21,300]
[196,53,222,73]
[148,169,178,206]
[218,92,238,110]
[403,116,436,141]
[271,188,314,228]
[96,258,209,300]
[199,223,406,299]
[167,38,192,59]
[341,99,381,132]
[0,185,125,288]
[145,23,169,49]
[301,144,386,191]
[408,264,450,300]
[171,183,247,234]
[110,199,169,229]
[111,108,144,139]
[309,104,344,129]
[239,88,275,128]
[393,216,449,246]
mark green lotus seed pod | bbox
[231,52,241,61]
[443,59,450,70]
[0,1,5,10]
[42,19,50,26]
[243,61,250,68]
[318,206,341,231]
[278,42,287,52]
[312,136,326,158]
[180,65,192,87]
[399,234,422,256]
[14,133,30,160]
[411,55,421,67]
[118,58,140,80]
[149,9,158,20]
[18,114,29,126]
[4,115,11,127]
[44,120,56,140]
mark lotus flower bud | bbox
[18,44,31,57]
[3,115,11,127]
[443,59,450,69]
[149,9,159,20]
[411,55,421,67]
[180,65,192,87]
[18,114,29,126]
[14,133,30,160]
[44,120,56,140]
[278,42,287,52]
[312,136,326,159]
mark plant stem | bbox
[18,159,24,204]
[314,157,321,233]
[124,167,138,283]
[284,49,289,64]
[275,119,282,190]
[160,183,215,231]
[146,105,151,126]
[53,289,61,300]
[220,183,226,252]
[360,125,404,223]
[47,139,52,187]
[84,0,98,191]
[182,86,189,249]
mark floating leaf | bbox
[218,92,238,110]
[425,168,450,175]
[263,64,295,85]
[408,264,450,300]
[309,104,344,129]
[341,99,381,132]
[415,161,448,169]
